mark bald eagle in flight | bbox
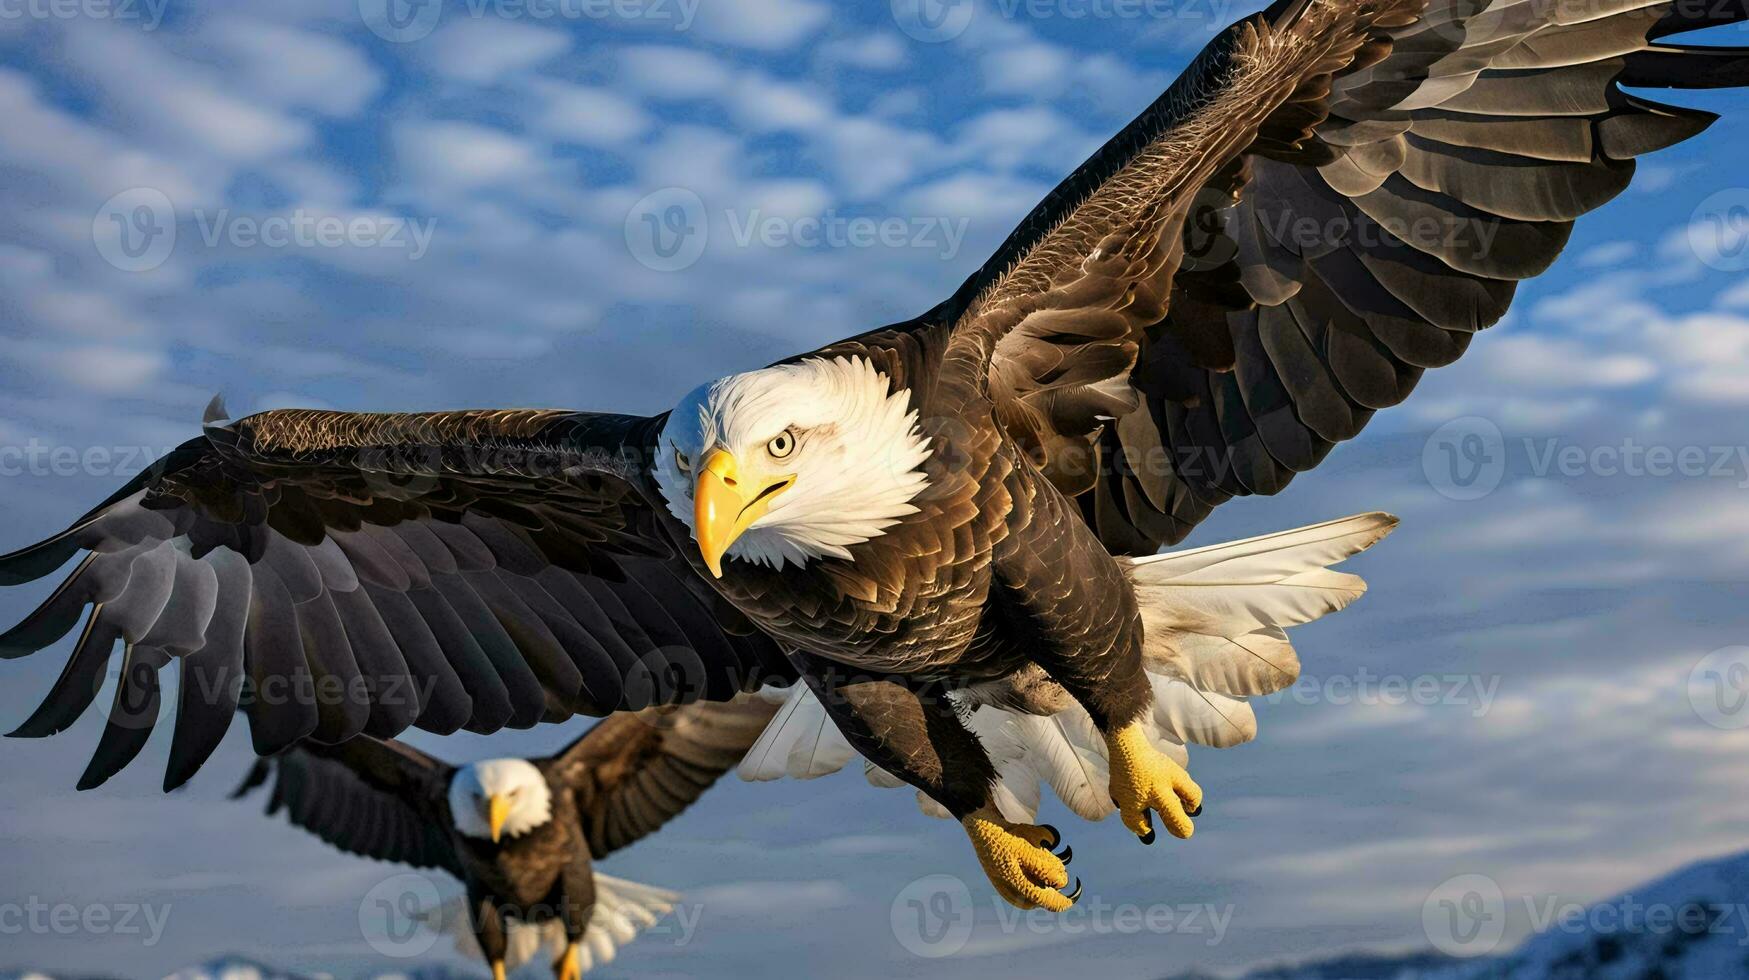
[232,696,778,980]
[3,0,1747,911]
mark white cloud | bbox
[25,343,169,394]
[816,117,943,198]
[726,73,836,132]
[868,87,924,119]
[687,879,854,916]
[0,70,203,206]
[1477,334,1657,390]
[1574,240,1638,269]
[980,41,1072,93]
[525,80,650,146]
[419,20,571,84]
[630,124,744,197]
[818,33,908,70]
[688,0,830,50]
[902,171,1044,226]
[392,120,546,190]
[952,105,1089,171]
[617,45,735,99]
[201,18,382,117]
[61,28,312,164]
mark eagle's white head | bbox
[447,758,553,843]
[654,355,932,575]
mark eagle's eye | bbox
[767,430,795,459]
[674,447,691,472]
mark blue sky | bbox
[5,1,1749,977]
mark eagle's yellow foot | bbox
[554,942,582,980]
[1105,721,1202,843]
[491,961,507,980]
[961,804,1079,911]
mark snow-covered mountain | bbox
[1177,848,1749,980]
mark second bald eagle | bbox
[234,697,778,980]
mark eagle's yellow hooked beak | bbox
[487,794,511,844]
[694,448,793,578]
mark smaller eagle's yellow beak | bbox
[487,794,511,843]
[694,447,793,578]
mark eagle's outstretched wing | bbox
[899,0,1749,554]
[0,408,791,789]
[542,693,780,859]
[232,735,463,876]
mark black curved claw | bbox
[1138,826,1156,845]
[1185,801,1203,818]
[1063,877,1083,904]
[1037,823,1061,850]
[1054,843,1073,865]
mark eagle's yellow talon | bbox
[1105,721,1201,843]
[555,942,582,980]
[961,804,1075,911]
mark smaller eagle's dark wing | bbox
[232,736,463,877]
[542,694,780,859]
[0,408,796,791]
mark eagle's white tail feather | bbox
[1126,512,1397,584]
[736,682,855,781]
[1005,711,1116,821]
[737,514,1395,826]
[1165,626,1300,696]
[419,872,678,974]
[1149,673,1258,748]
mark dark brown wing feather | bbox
[542,694,780,859]
[0,409,793,790]
[923,0,1749,554]
[232,736,463,876]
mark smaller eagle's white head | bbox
[654,355,932,575]
[448,758,553,844]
